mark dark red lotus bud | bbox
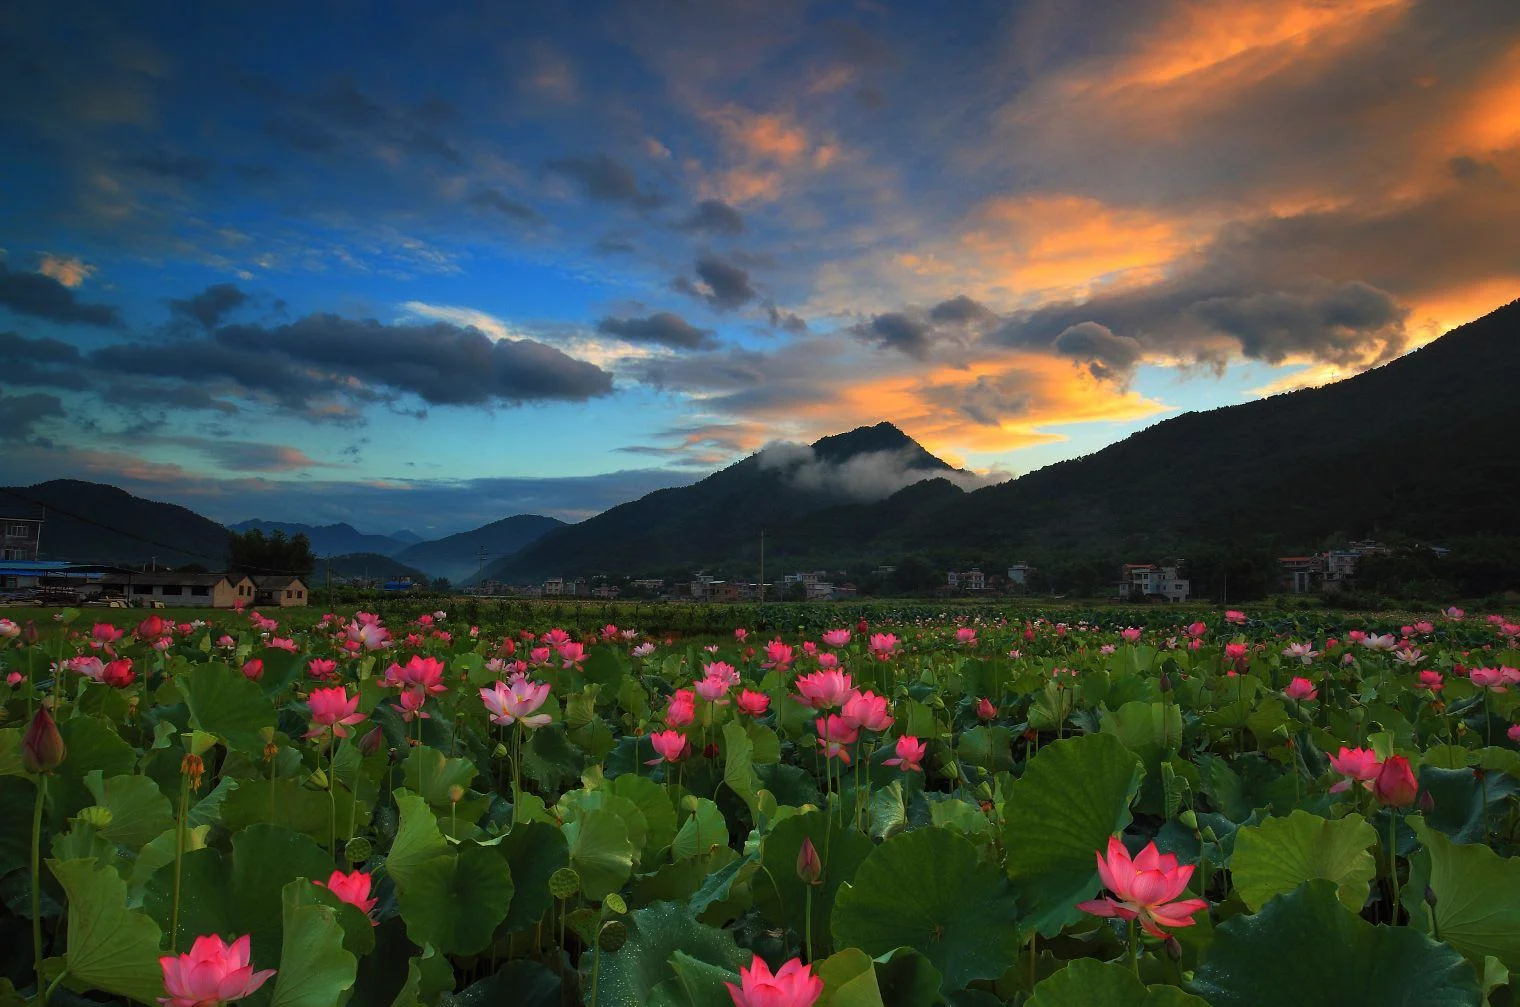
[358,724,384,756]
[1418,788,1436,814]
[856,619,869,635]
[796,837,822,886]
[21,705,66,774]
[22,621,39,646]
[1159,671,1173,693]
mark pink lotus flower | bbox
[1372,755,1418,808]
[704,662,741,688]
[0,619,19,639]
[1470,666,1511,692]
[867,633,898,661]
[347,619,391,651]
[382,655,447,694]
[1328,746,1381,793]
[976,697,997,721]
[316,869,378,922]
[726,955,822,1007]
[841,690,893,732]
[92,622,124,645]
[736,690,770,716]
[542,628,571,647]
[734,628,749,642]
[883,735,926,772]
[101,658,136,688]
[1281,642,1318,664]
[307,658,338,680]
[1417,670,1444,692]
[1184,622,1207,639]
[1224,610,1246,625]
[268,637,298,653]
[816,715,859,763]
[1444,607,1464,620]
[664,689,697,727]
[480,679,552,728]
[821,628,851,648]
[1509,724,1520,744]
[306,686,366,739]
[631,642,655,659]
[159,934,275,1007]
[815,651,840,670]
[762,639,794,670]
[240,659,264,682]
[557,641,586,668]
[695,674,732,705]
[646,729,690,765]
[1121,627,1142,644]
[796,670,852,710]
[1076,836,1209,938]
[1284,677,1317,701]
[1362,633,1397,652]
[67,656,105,681]
[1223,643,1249,663]
[956,627,978,646]
[390,687,430,723]
[529,646,552,666]
[136,615,169,642]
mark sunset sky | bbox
[2,0,1517,535]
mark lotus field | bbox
[3,605,1520,1007]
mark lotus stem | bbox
[42,967,68,1005]
[172,768,190,951]
[803,883,814,963]
[1386,811,1401,923]
[31,774,46,998]
[1128,918,1140,978]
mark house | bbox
[1118,563,1190,602]
[98,572,256,609]
[1006,562,1034,586]
[252,575,309,607]
[1278,556,1325,594]
[947,568,986,591]
[1279,541,1392,593]
[543,577,565,596]
[1,503,44,562]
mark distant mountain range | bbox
[227,519,415,558]
[6,299,1517,585]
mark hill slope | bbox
[0,480,230,566]
[486,421,965,580]
[396,514,567,584]
[229,519,410,557]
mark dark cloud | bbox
[0,331,89,390]
[852,312,934,359]
[766,305,808,333]
[122,149,216,183]
[168,283,249,330]
[98,382,239,414]
[468,188,542,224]
[596,312,716,350]
[545,154,664,209]
[930,294,996,326]
[593,237,636,255]
[1052,322,1143,383]
[0,265,120,327]
[0,392,64,440]
[88,314,613,417]
[166,438,327,473]
[678,199,745,235]
[674,255,756,311]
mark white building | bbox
[1118,563,1190,602]
[1006,562,1034,586]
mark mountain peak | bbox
[809,422,950,470]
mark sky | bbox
[1,0,1517,537]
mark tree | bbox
[226,529,315,578]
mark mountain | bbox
[485,422,966,580]
[228,519,411,557]
[389,530,424,545]
[317,552,432,585]
[396,514,567,584]
[0,480,230,567]
[485,301,1520,581]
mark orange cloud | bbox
[704,104,811,164]
[38,253,95,287]
[698,102,840,205]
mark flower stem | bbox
[42,967,68,1005]
[1386,811,1401,924]
[172,770,189,951]
[327,736,338,862]
[31,774,46,998]
[1128,918,1140,978]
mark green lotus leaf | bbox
[564,807,634,900]
[1002,733,1143,937]
[447,959,557,1007]
[672,799,727,860]
[387,943,456,1007]
[178,660,276,753]
[497,820,568,933]
[590,900,749,1006]
[270,880,358,1007]
[228,824,339,962]
[1230,809,1377,912]
[49,857,165,1005]
[1190,879,1481,1006]
[1029,958,1209,1006]
[755,811,873,956]
[1411,817,1520,971]
[396,843,514,956]
[83,772,175,851]
[609,772,678,856]
[832,826,1021,993]
[384,791,450,889]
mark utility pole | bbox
[759,528,765,605]
[476,546,489,586]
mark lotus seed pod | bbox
[598,920,628,952]
[1179,810,1199,831]
[345,837,373,864]
[549,867,581,899]
[603,892,627,915]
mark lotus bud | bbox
[358,725,384,756]
[21,705,66,774]
[1418,788,1436,814]
[1159,670,1172,693]
[1164,936,1182,961]
[22,621,39,646]
[796,836,822,886]
[1424,886,1438,908]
